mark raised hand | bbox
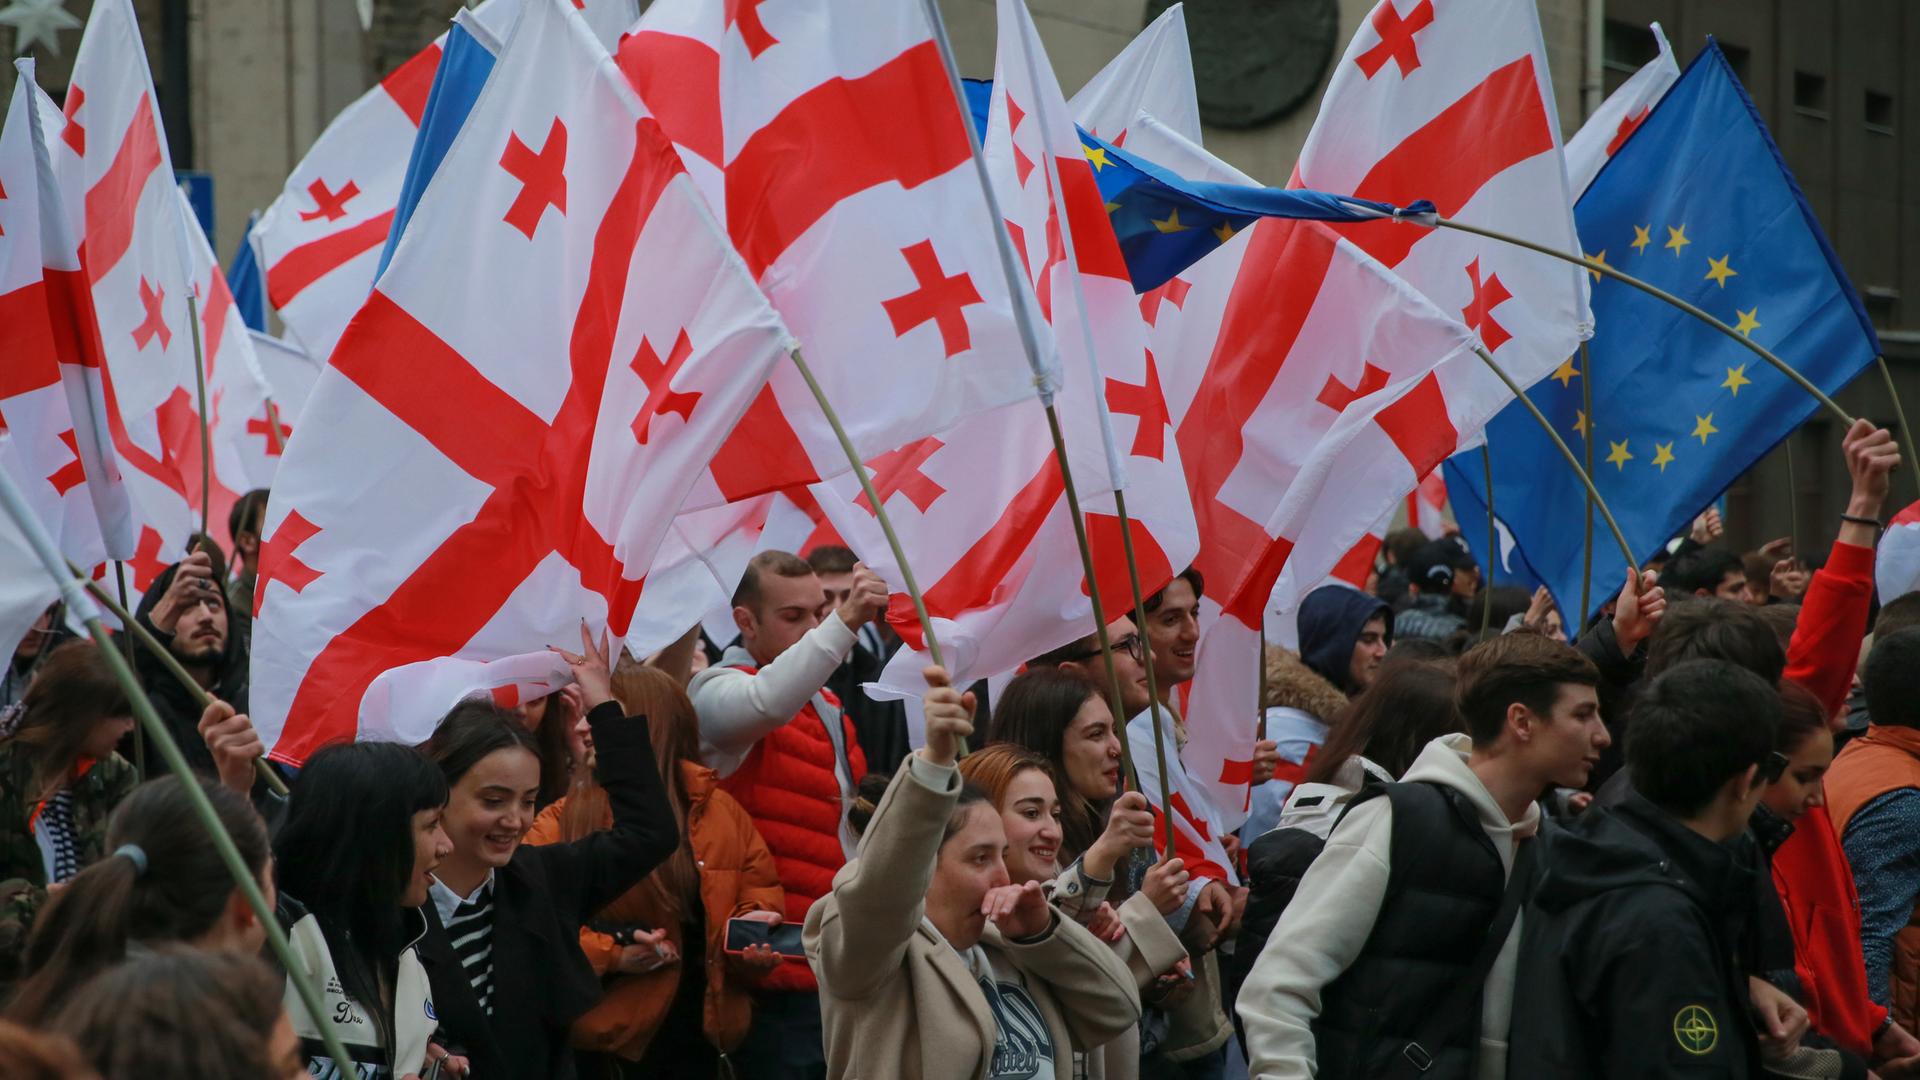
[1140,856,1191,917]
[197,698,264,795]
[1085,791,1155,880]
[982,880,1052,940]
[1845,419,1901,519]
[919,665,977,767]
[150,549,218,634]
[1611,568,1665,653]
[549,620,614,711]
[836,562,890,629]
[1690,507,1724,546]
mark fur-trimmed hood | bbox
[1262,648,1349,724]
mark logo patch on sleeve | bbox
[1672,1004,1718,1055]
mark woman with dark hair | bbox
[808,667,1140,1078]
[525,663,784,1078]
[987,667,1123,863]
[47,948,305,1079]
[0,641,136,989]
[416,626,676,1080]
[274,740,451,1078]
[8,777,271,1025]
[510,687,582,810]
[1751,682,1920,1072]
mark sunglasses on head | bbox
[1758,751,1790,785]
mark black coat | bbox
[418,702,676,1079]
[1510,793,1761,1079]
[130,561,251,779]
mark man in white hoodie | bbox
[1237,633,1608,1080]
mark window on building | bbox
[1865,90,1895,135]
[1793,71,1829,119]
[1602,20,1657,76]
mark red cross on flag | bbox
[1067,2,1200,150]
[1296,0,1588,389]
[0,67,111,652]
[251,0,637,365]
[48,0,211,572]
[1562,22,1677,198]
[1122,117,1504,830]
[617,0,1043,497]
[814,0,1197,703]
[250,0,795,762]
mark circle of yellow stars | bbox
[1566,220,1763,477]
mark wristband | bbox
[1839,513,1882,529]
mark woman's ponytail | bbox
[6,778,268,1025]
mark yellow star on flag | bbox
[1573,410,1592,440]
[1152,209,1192,234]
[1606,439,1633,469]
[1665,225,1691,255]
[1212,220,1237,243]
[1651,442,1676,472]
[1692,413,1719,444]
[1704,255,1737,287]
[1551,359,1581,388]
[1084,144,1112,171]
[1585,250,1609,282]
[1630,224,1652,254]
[1722,365,1751,395]
[1733,308,1761,337]
[1105,201,1121,214]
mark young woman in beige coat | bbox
[803,667,1142,1080]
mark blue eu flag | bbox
[960,78,1431,294]
[1444,40,1881,621]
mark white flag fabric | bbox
[1068,2,1201,149]
[246,330,323,428]
[618,0,1045,499]
[1562,22,1677,198]
[251,0,637,365]
[252,0,795,765]
[832,0,1196,700]
[1126,115,1503,829]
[0,67,104,653]
[1296,0,1589,392]
[52,0,205,583]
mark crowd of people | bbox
[4,418,1920,1079]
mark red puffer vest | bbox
[716,664,866,993]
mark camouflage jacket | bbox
[0,741,138,987]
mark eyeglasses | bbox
[1758,751,1790,785]
[1064,633,1145,664]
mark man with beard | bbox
[133,547,253,779]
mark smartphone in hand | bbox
[723,917,806,960]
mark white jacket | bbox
[1236,734,1539,1080]
[282,907,435,1079]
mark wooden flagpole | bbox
[919,0,1145,787]
[1112,489,1177,860]
[1473,347,1639,578]
[784,348,963,752]
[1432,217,1854,426]
[186,291,212,541]
[68,558,288,796]
[0,469,350,1077]
[114,564,144,780]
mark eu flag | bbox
[961,78,1431,294]
[1444,40,1881,621]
